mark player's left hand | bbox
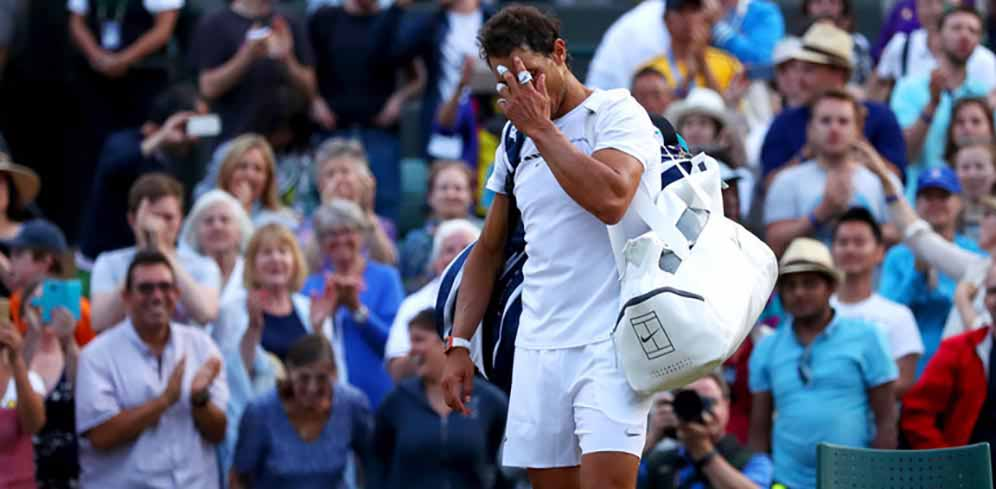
[497,57,552,138]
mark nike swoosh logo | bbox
[626,431,642,437]
[640,331,657,343]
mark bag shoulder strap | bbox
[501,121,527,196]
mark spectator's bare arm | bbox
[190,357,226,443]
[199,34,266,100]
[85,357,185,450]
[0,326,45,434]
[115,10,179,68]
[865,72,895,103]
[91,288,127,332]
[437,57,474,129]
[894,353,919,399]
[868,381,898,449]
[164,251,220,325]
[902,69,944,162]
[68,13,105,68]
[748,391,773,453]
[375,59,425,129]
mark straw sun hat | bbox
[0,152,40,208]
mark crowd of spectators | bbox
[0,0,995,488]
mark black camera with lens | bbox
[672,389,715,424]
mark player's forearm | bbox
[530,123,638,224]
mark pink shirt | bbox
[0,372,45,489]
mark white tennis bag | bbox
[608,151,777,395]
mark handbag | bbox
[608,149,778,395]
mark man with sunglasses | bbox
[75,250,228,489]
[901,263,996,470]
[748,238,897,489]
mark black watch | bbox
[693,449,718,470]
[191,390,211,408]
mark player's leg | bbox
[580,452,640,489]
[503,347,581,485]
[572,340,653,489]
[527,467,581,489]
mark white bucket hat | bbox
[665,88,737,133]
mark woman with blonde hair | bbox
[216,134,300,230]
[309,138,397,265]
[212,223,345,484]
[179,190,255,306]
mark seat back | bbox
[817,442,993,489]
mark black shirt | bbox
[193,7,315,140]
[308,7,400,129]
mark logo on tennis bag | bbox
[435,121,526,395]
[608,151,777,395]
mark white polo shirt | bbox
[485,89,662,349]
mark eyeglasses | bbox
[798,344,814,386]
[134,281,176,295]
[318,227,358,241]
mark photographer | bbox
[643,373,772,489]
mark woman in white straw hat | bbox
[0,152,40,241]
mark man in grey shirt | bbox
[765,88,901,256]
[90,173,221,331]
[76,249,228,488]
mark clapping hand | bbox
[309,274,339,333]
[134,200,167,251]
[817,168,854,220]
[162,356,186,405]
[267,17,294,63]
[190,357,221,398]
[333,274,364,312]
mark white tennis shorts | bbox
[501,338,653,468]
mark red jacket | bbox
[900,326,991,448]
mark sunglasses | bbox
[133,281,176,295]
[798,344,814,386]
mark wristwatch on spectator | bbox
[445,336,472,354]
[352,304,370,324]
[191,389,211,408]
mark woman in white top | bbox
[860,141,996,337]
[179,190,255,307]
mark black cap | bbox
[4,219,68,253]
